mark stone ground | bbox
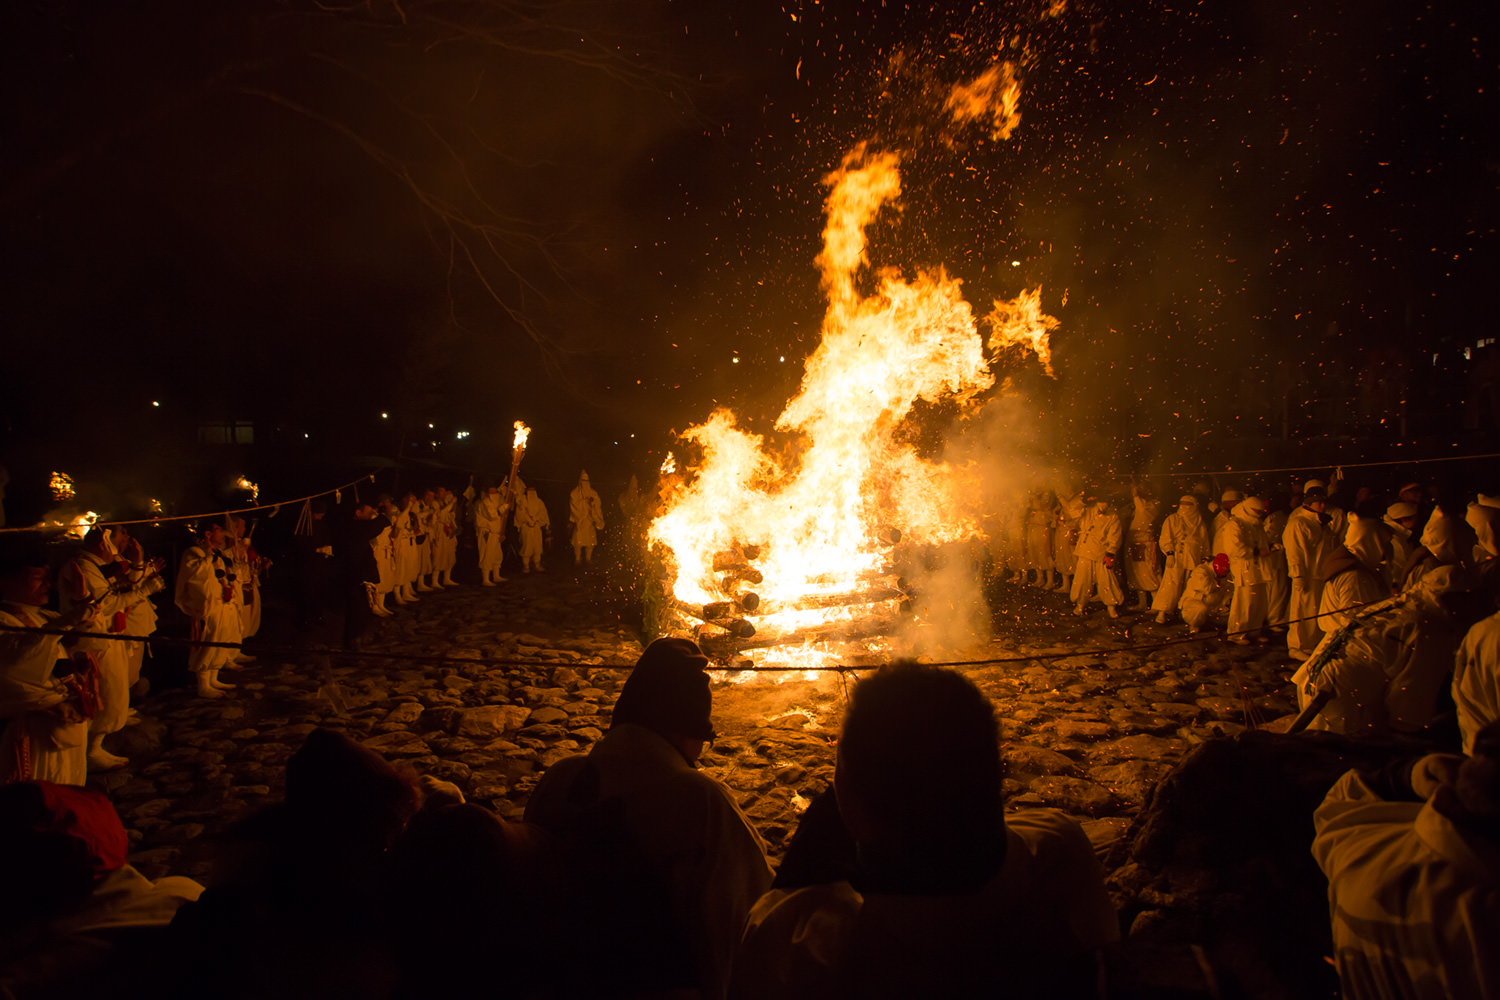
[96,564,1299,923]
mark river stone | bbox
[386,702,425,725]
[1029,776,1119,816]
[528,706,569,725]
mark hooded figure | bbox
[1212,490,1243,552]
[515,487,551,573]
[1053,490,1086,595]
[1223,498,1272,643]
[1262,497,1292,629]
[1019,490,1056,589]
[1317,515,1390,634]
[569,471,605,567]
[1306,478,1348,542]
[1179,554,1232,632]
[1124,490,1161,610]
[1070,496,1124,618]
[1465,502,1500,564]
[1152,495,1211,624]
[474,486,510,586]
[1403,503,1476,592]
[1381,501,1420,592]
[174,523,243,699]
[1285,488,1334,661]
[1294,566,1471,739]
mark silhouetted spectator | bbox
[733,663,1118,1000]
[1312,721,1500,998]
[525,637,772,999]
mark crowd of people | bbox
[4,460,1500,997]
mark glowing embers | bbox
[233,476,260,500]
[49,471,75,503]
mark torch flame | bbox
[65,511,98,540]
[233,476,260,501]
[512,421,531,452]
[49,471,75,503]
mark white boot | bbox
[87,734,128,771]
[209,669,236,690]
[196,672,226,699]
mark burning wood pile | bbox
[647,107,1060,675]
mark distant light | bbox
[1011,260,1021,267]
[151,400,160,408]
[430,440,438,447]
[731,356,740,364]
[456,430,469,440]
[630,433,635,438]
[380,412,389,419]
[779,356,785,362]
[427,422,434,429]
[303,433,309,439]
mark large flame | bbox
[987,287,1059,376]
[649,61,1058,668]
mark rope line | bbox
[0,601,1369,674]
[0,473,380,534]
[1129,451,1500,481]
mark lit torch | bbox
[49,471,75,503]
[508,421,531,497]
[233,476,260,501]
[65,511,98,540]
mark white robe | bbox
[474,494,509,572]
[372,523,395,597]
[1153,508,1211,613]
[174,545,243,673]
[569,483,604,548]
[58,552,158,735]
[0,604,88,785]
[1069,509,1123,606]
[1124,497,1161,592]
[516,493,550,564]
[1222,506,1270,634]
[1285,506,1332,658]
[1179,564,1230,629]
[1454,609,1500,755]
[433,495,458,573]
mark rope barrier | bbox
[0,473,381,534]
[1129,451,1500,481]
[0,601,1371,674]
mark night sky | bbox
[2,0,1495,514]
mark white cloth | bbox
[1153,506,1211,613]
[1286,506,1332,658]
[1124,496,1161,591]
[1054,495,1084,576]
[1069,508,1123,606]
[1223,503,1270,633]
[0,604,88,784]
[1319,558,1388,634]
[371,524,395,596]
[1454,610,1500,755]
[1179,564,1230,629]
[173,545,243,673]
[1263,509,1291,626]
[433,495,458,573]
[569,480,604,548]
[1312,768,1500,1000]
[1023,505,1053,571]
[223,533,262,639]
[526,724,772,1000]
[1419,505,1470,566]
[474,493,509,572]
[516,493,550,566]
[58,552,157,735]
[733,809,1119,1000]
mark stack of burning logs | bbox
[663,531,912,666]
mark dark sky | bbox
[2,0,1495,505]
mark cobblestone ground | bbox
[96,565,1298,916]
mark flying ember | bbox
[649,64,1058,673]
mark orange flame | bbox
[987,287,1059,376]
[944,62,1022,141]
[512,420,531,452]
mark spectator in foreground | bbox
[733,662,1118,1000]
[524,637,772,1000]
[1312,720,1500,999]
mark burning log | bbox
[754,586,906,616]
[673,599,758,637]
[718,567,764,587]
[697,613,898,659]
[693,617,757,641]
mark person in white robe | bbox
[432,487,459,588]
[1222,497,1272,643]
[58,529,162,770]
[515,487,550,573]
[1016,491,1054,588]
[568,471,605,566]
[108,527,161,698]
[392,494,421,602]
[1262,497,1292,628]
[414,491,437,591]
[0,549,99,785]
[1306,477,1348,542]
[473,485,510,586]
[1179,555,1232,631]
[223,515,266,658]
[370,514,395,617]
[1153,495,1211,624]
[1123,487,1161,611]
[1311,732,1500,1000]
[1380,501,1419,592]
[1285,487,1333,660]
[173,523,242,699]
[1053,490,1085,595]
[1070,495,1124,618]
[1211,490,1243,552]
[1317,515,1391,635]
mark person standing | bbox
[174,523,242,699]
[1022,490,1056,589]
[1054,489,1085,595]
[568,471,605,567]
[1222,497,1272,644]
[515,487,551,574]
[109,525,161,699]
[59,528,163,769]
[1123,485,1161,611]
[1380,501,1420,592]
[1153,495,1211,625]
[1262,494,1292,631]
[473,484,510,586]
[414,490,437,592]
[432,487,459,588]
[1317,516,1391,635]
[1070,494,1124,618]
[223,515,267,664]
[1285,487,1333,660]
[341,501,391,649]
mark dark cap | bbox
[612,638,715,742]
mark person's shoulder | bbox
[1006,807,1097,857]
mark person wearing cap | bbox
[1211,489,1242,554]
[58,527,164,770]
[1153,494,1211,624]
[1070,494,1124,618]
[525,637,772,1000]
[174,522,243,699]
[734,663,1117,1000]
[1179,554,1233,632]
[1317,515,1391,635]
[1222,497,1273,643]
[0,540,101,785]
[568,470,605,567]
[1305,478,1348,543]
[1286,486,1333,660]
[1380,502,1420,592]
[1311,721,1500,999]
